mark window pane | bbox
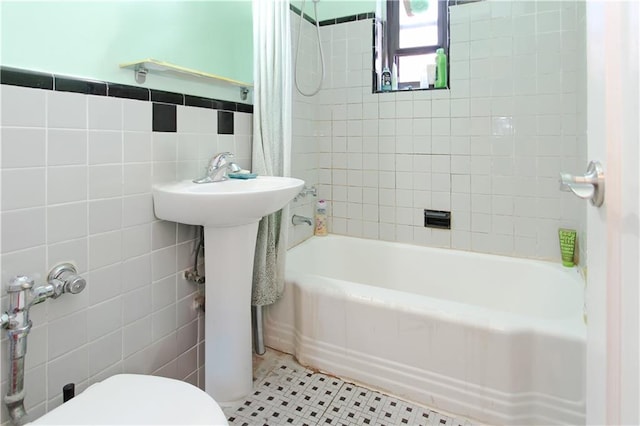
[398,53,436,83]
[399,0,439,49]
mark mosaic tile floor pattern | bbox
[223,356,478,426]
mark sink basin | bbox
[152,176,304,227]
[151,175,305,404]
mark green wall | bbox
[291,0,376,21]
[0,1,253,102]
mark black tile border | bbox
[0,66,252,113]
[289,4,316,25]
[213,99,238,112]
[108,83,149,101]
[55,76,107,96]
[184,95,213,109]
[237,103,253,113]
[450,0,483,5]
[336,15,357,24]
[289,4,374,27]
[151,89,184,105]
[0,67,53,90]
[319,12,374,26]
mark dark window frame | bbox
[376,0,449,91]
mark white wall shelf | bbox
[119,59,251,100]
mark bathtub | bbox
[264,235,586,425]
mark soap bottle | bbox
[391,63,398,91]
[381,67,392,92]
[315,200,328,236]
[419,68,429,89]
[435,48,447,89]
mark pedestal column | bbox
[203,222,259,403]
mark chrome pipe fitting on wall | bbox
[2,263,86,425]
[47,263,87,296]
[293,185,317,202]
[3,276,33,425]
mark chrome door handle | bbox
[559,161,605,207]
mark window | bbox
[374,0,449,91]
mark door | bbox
[586,1,639,424]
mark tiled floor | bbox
[222,350,479,426]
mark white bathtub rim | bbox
[290,234,585,279]
[288,235,585,324]
[287,271,586,342]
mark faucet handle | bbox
[64,275,86,295]
[208,152,235,171]
[212,152,234,163]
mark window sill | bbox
[374,85,449,94]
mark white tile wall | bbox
[288,9,322,247]
[0,84,253,423]
[290,0,586,261]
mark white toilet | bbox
[30,374,228,425]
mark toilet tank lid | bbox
[29,374,228,425]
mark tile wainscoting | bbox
[0,69,253,424]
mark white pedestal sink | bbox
[152,176,304,403]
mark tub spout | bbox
[292,214,312,226]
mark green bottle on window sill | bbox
[435,48,447,89]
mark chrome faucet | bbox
[193,152,241,184]
[1,264,86,424]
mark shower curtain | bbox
[251,0,292,306]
